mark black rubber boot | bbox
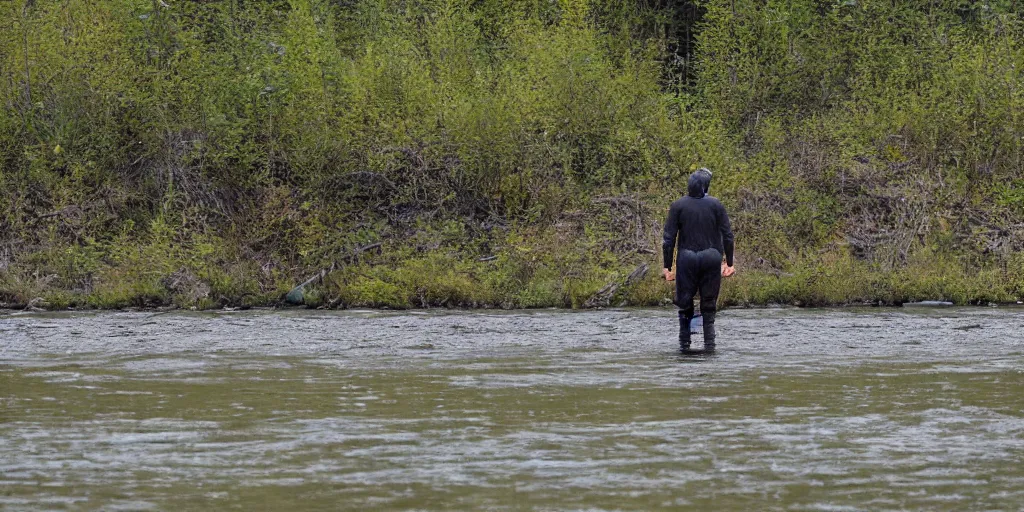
[678,310,692,351]
[702,312,716,352]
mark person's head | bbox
[697,167,713,195]
[687,168,713,198]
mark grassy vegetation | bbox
[1,0,1023,310]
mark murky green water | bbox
[3,307,1024,510]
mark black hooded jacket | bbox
[662,172,735,269]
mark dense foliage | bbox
[1,0,1023,308]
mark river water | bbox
[2,307,1024,510]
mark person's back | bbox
[669,195,730,257]
[662,170,734,352]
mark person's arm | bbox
[718,201,734,267]
[662,203,680,279]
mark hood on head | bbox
[687,170,710,198]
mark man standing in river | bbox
[662,168,735,352]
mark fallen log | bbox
[284,242,383,305]
[583,263,649,308]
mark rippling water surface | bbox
[3,307,1024,510]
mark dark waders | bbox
[675,248,722,351]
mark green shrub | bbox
[1,0,1022,309]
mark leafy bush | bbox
[1,0,1022,308]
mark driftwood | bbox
[284,242,383,305]
[25,297,46,311]
[584,263,649,308]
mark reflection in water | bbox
[2,307,1024,510]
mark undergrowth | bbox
[1,0,1023,309]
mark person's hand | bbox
[663,268,675,281]
[721,262,735,277]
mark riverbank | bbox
[2,246,1021,311]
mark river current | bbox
[2,307,1024,510]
